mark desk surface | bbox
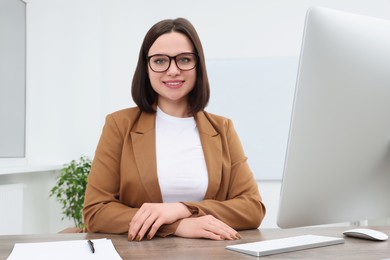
[1,226,389,259]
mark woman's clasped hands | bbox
[128,202,241,241]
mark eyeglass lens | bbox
[148,53,197,72]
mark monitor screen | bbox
[277,7,390,228]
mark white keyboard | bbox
[226,234,344,257]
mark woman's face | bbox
[147,32,196,110]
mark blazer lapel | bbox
[130,111,163,203]
[195,112,223,200]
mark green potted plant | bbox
[50,155,92,230]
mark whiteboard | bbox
[206,57,299,180]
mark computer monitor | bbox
[277,7,390,228]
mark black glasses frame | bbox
[147,52,198,73]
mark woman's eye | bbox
[178,57,190,63]
[154,58,167,65]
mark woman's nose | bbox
[166,59,180,75]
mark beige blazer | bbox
[83,107,266,237]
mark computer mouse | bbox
[342,228,388,241]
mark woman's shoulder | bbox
[110,107,142,118]
[201,110,232,125]
[106,107,144,126]
[198,110,235,134]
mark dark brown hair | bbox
[131,18,210,114]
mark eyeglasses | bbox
[147,52,198,73]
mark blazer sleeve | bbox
[181,118,266,230]
[83,113,138,234]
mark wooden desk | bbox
[1,226,389,259]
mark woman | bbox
[83,18,266,241]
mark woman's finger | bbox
[128,209,150,240]
[202,216,239,240]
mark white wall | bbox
[26,0,103,166]
[1,0,390,234]
[18,0,390,166]
[24,0,390,167]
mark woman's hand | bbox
[174,215,241,240]
[128,202,191,241]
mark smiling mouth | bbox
[164,81,184,89]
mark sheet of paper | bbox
[7,238,122,260]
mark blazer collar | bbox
[132,110,218,136]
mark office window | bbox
[0,0,26,158]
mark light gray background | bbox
[0,0,26,157]
[206,57,298,179]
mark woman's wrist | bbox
[176,202,192,218]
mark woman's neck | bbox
[157,100,190,118]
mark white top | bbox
[155,107,208,202]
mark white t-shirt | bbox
[155,107,208,203]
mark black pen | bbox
[88,239,95,253]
